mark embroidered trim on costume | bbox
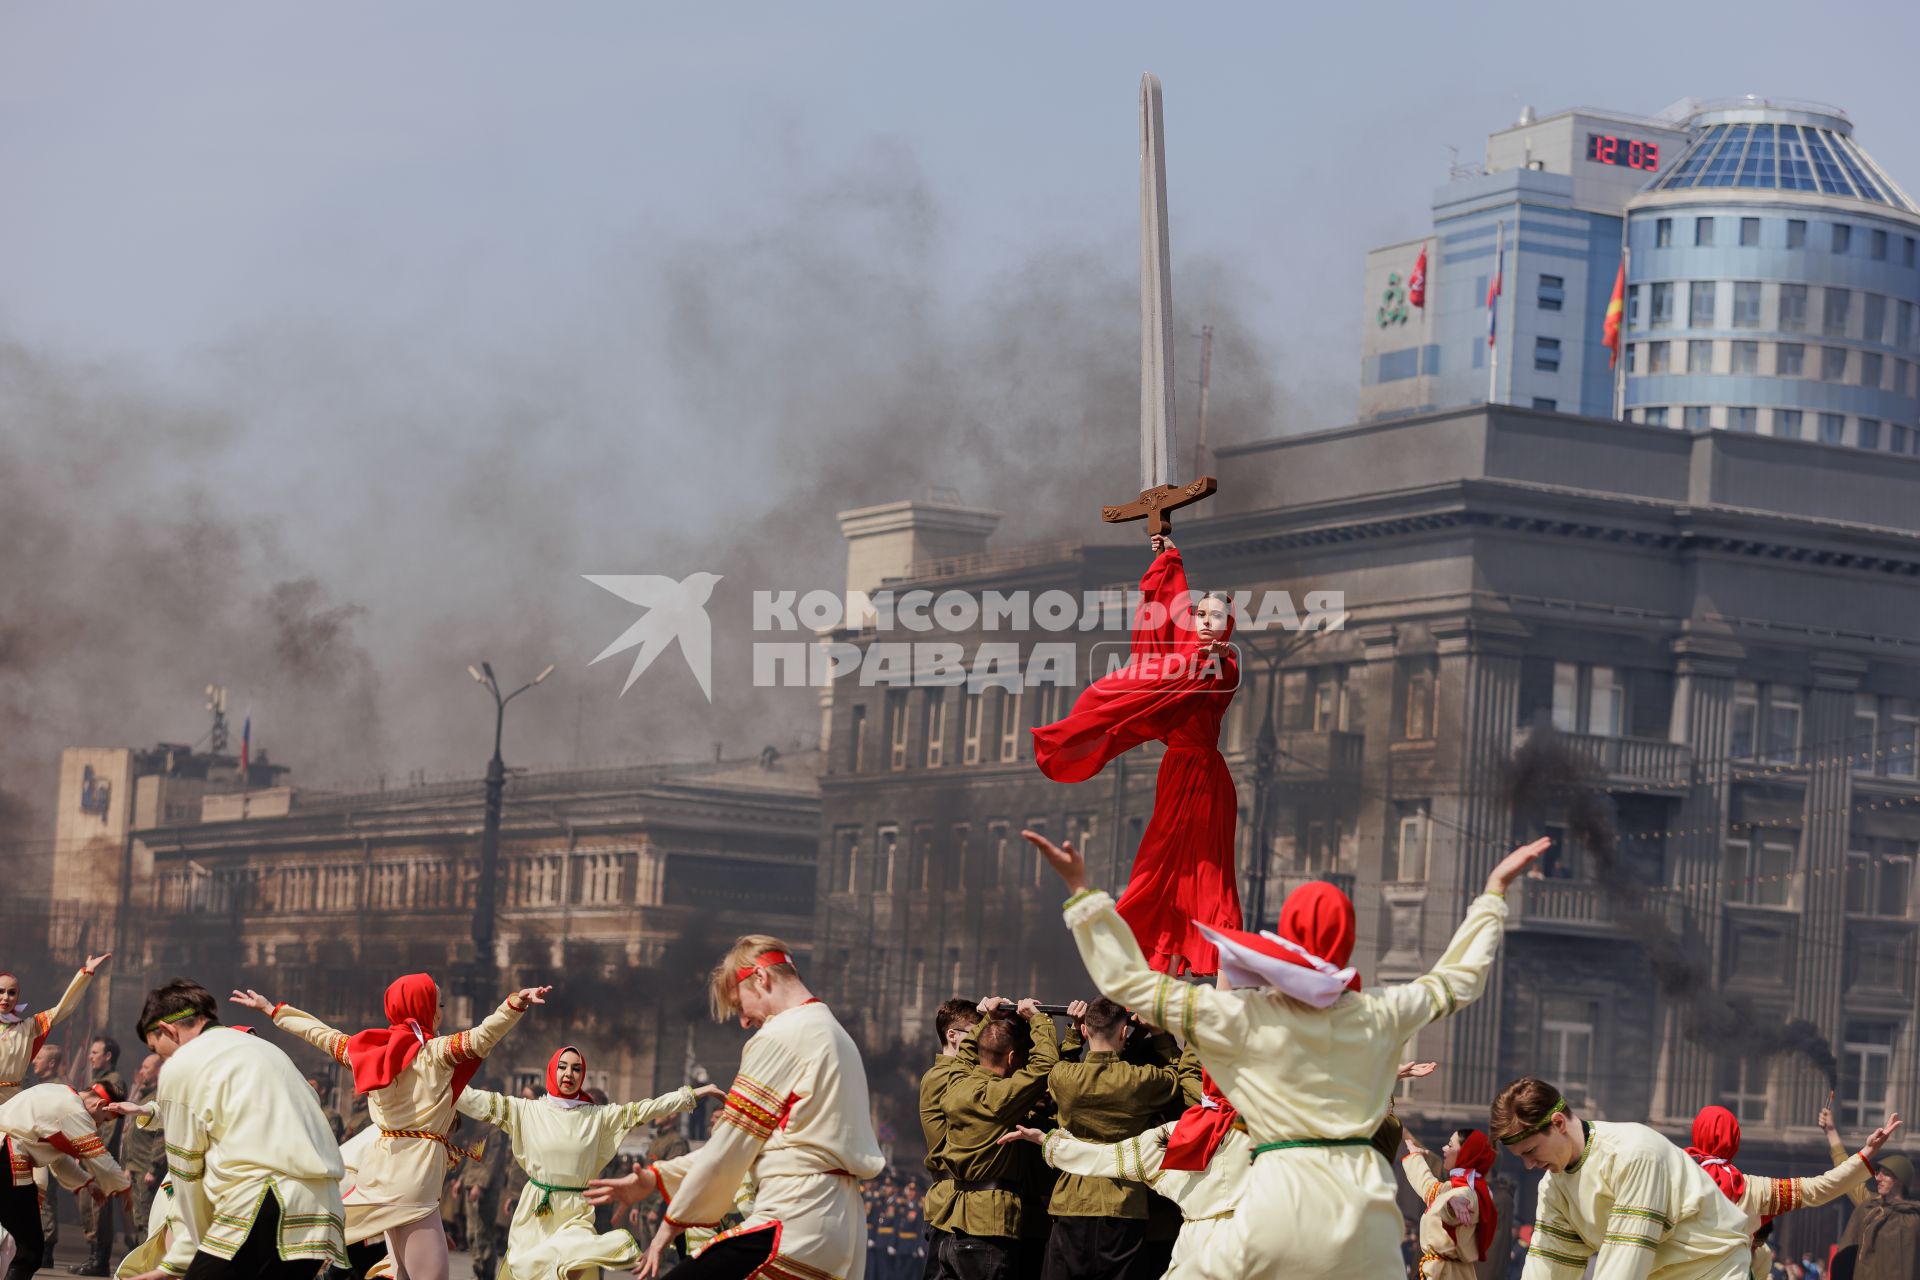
[1061,890,1110,931]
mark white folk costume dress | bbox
[457,1059,698,1280]
[0,1083,129,1198]
[1521,1120,1752,1280]
[651,1001,884,1280]
[1061,883,1510,1280]
[1401,1152,1494,1280]
[143,1025,347,1274]
[1684,1105,1870,1280]
[0,970,91,1103]
[271,988,525,1243]
[1039,1121,1248,1279]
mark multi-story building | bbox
[1363,97,1920,460]
[42,743,821,1105]
[1623,100,1920,449]
[817,406,1920,1258]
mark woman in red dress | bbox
[1031,534,1241,976]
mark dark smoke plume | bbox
[1503,725,1838,1088]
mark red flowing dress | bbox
[1031,546,1243,976]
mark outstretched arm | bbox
[1819,1098,1871,1206]
[430,986,549,1066]
[1382,840,1546,1042]
[36,956,108,1038]
[250,993,350,1065]
[608,1086,714,1140]
[1131,539,1190,655]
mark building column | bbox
[1429,614,1526,1110]
[1793,653,1866,1122]
[1651,632,1743,1124]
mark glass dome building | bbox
[1622,100,1920,451]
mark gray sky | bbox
[5,0,1920,801]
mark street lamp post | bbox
[468,661,554,1003]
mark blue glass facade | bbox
[1623,106,1920,451]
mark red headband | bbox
[89,1084,112,1105]
[734,950,792,983]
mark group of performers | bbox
[0,536,1911,1280]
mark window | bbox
[1310,669,1346,732]
[909,825,933,893]
[1688,341,1714,373]
[1860,419,1882,450]
[1655,217,1672,248]
[1551,662,1579,733]
[1779,284,1808,332]
[1022,817,1048,887]
[1866,293,1888,344]
[1787,219,1807,248]
[1725,835,1795,907]
[1588,666,1625,736]
[878,826,899,893]
[1539,997,1597,1107]
[1821,412,1846,444]
[924,689,946,768]
[910,950,926,1005]
[1718,1054,1771,1124]
[1900,302,1917,351]
[1740,217,1760,247]
[1647,340,1671,373]
[1646,406,1669,426]
[1685,406,1712,429]
[1776,343,1805,377]
[1852,930,1910,992]
[984,821,1007,890]
[1856,693,1881,771]
[997,689,1023,762]
[1839,1023,1895,1131]
[1889,698,1919,778]
[1896,426,1912,455]
[1773,409,1802,439]
[1872,228,1889,260]
[1824,288,1853,337]
[1822,347,1849,382]
[1730,341,1758,374]
[1767,688,1802,763]
[1846,838,1914,918]
[1690,281,1717,328]
[886,690,909,770]
[832,829,861,895]
[1388,801,1431,882]
[1695,216,1715,247]
[961,692,984,765]
[1401,658,1436,740]
[1833,223,1853,254]
[1863,353,1884,390]
[848,705,867,771]
[1532,397,1558,412]
[1534,337,1561,373]
[1730,406,1758,433]
[1650,282,1673,329]
[1628,285,1641,328]
[1731,681,1759,758]
[1732,282,1761,329]
[1908,236,1917,268]
[1537,274,1564,312]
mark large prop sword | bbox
[1102,73,1216,537]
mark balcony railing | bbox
[1507,878,1680,936]
[1513,727,1691,788]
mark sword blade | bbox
[1139,72,1177,490]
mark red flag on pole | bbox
[1409,244,1428,309]
[1602,256,1626,368]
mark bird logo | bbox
[584,572,724,701]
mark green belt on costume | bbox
[528,1178,589,1216]
[1250,1137,1381,1159]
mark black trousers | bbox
[1127,1235,1173,1280]
[179,1198,324,1280]
[1,1173,45,1280]
[661,1226,779,1280]
[1039,1217,1143,1280]
[932,1232,1025,1280]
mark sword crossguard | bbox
[1101,477,1217,537]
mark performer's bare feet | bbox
[1022,830,1089,895]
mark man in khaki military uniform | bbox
[919,998,980,1278]
[120,1054,166,1252]
[930,999,1058,1280]
[70,1036,125,1275]
[1041,999,1179,1280]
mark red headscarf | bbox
[1276,881,1361,993]
[1163,1070,1239,1172]
[546,1046,586,1100]
[1446,1130,1499,1259]
[344,974,480,1102]
[1687,1105,1748,1203]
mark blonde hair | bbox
[708,934,800,1022]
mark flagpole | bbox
[1486,220,1503,406]
[1613,244,1631,420]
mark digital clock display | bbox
[1586,133,1660,171]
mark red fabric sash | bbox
[1688,1105,1748,1204]
[1449,1131,1498,1258]
[345,974,480,1101]
[1163,1071,1237,1172]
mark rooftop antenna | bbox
[205,685,229,754]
